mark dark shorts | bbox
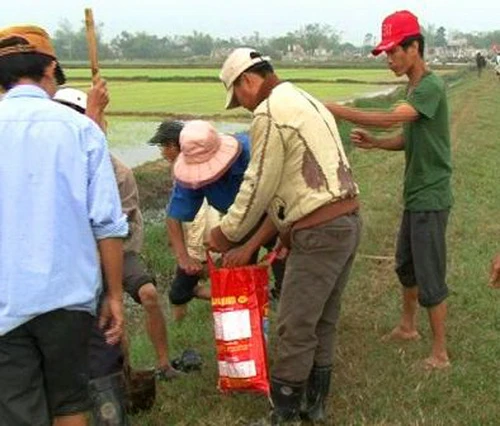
[0,309,93,425]
[395,210,449,307]
[123,251,155,304]
[169,266,203,306]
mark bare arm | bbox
[219,216,279,267]
[166,217,202,275]
[97,238,124,345]
[244,215,278,253]
[86,78,109,131]
[377,134,405,151]
[351,128,405,151]
[325,102,419,129]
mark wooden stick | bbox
[84,8,99,84]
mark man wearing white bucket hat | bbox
[211,47,362,424]
[166,120,286,310]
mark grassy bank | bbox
[129,70,500,425]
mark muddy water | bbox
[108,120,249,168]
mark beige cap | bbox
[0,25,56,58]
[219,47,270,109]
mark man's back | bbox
[0,84,124,335]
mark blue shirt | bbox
[0,85,128,336]
[167,132,250,221]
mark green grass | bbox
[127,70,500,425]
[66,67,404,82]
[65,67,455,83]
[106,81,235,115]
[100,81,391,116]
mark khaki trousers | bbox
[272,213,361,383]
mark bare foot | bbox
[172,304,188,321]
[422,356,451,371]
[381,326,421,342]
[155,365,185,381]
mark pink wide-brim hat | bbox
[173,120,241,189]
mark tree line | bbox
[52,19,500,62]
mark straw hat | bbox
[173,120,241,189]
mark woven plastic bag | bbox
[208,252,275,395]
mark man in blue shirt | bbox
[150,120,283,320]
[0,26,127,426]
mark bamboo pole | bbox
[84,8,99,84]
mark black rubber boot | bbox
[300,365,332,423]
[89,372,130,426]
[270,377,304,425]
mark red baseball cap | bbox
[372,10,421,56]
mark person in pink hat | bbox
[325,10,452,370]
[165,120,285,318]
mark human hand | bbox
[179,255,203,275]
[87,78,109,111]
[222,245,254,267]
[274,238,289,260]
[351,128,378,149]
[489,253,500,288]
[99,296,124,345]
[86,78,109,129]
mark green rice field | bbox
[65,67,460,118]
[101,81,391,115]
[65,67,407,82]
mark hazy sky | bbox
[1,1,498,45]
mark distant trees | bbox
[435,26,448,47]
[184,31,214,56]
[457,30,500,50]
[422,24,436,47]
[110,31,171,59]
[421,25,447,50]
[50,19,500,62]
[52,19,113,60]
[362,33,374,56]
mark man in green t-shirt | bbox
[326,10,452,370]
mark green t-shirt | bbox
[402,72,453,211]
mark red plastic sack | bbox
[207,252,274,396]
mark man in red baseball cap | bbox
[371,10,421,56]
[325,10,452,371]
